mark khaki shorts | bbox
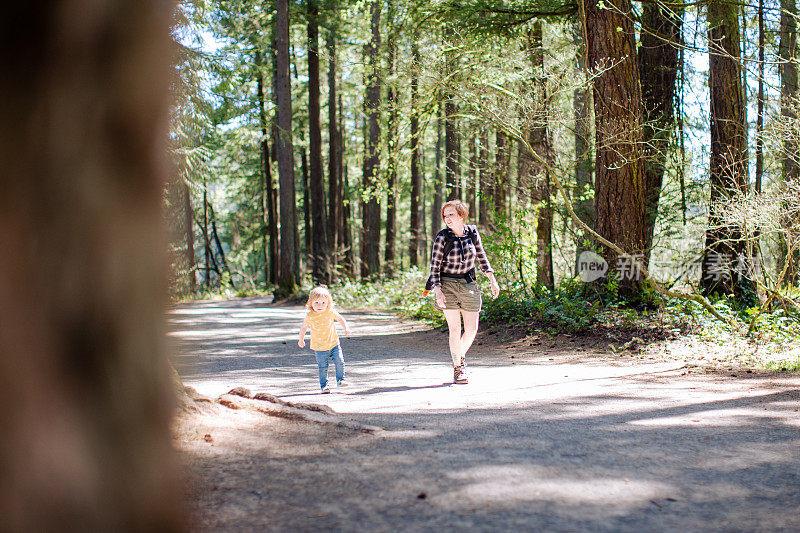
[434,277,482,312]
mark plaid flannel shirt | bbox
[428,225,493,288]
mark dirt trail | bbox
[169,296,800,532]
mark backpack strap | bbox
[423,227,478,295]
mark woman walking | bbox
[429,200,499,384]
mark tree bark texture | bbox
[409,39,423,268]
[467,130,477,217]
[432,103,444,238]
[183,180,197,292]
[203,184,211,286]
[527,22,554,290]
[385,11,398,275]
[300,123,311,255]
[0,1,182,529]
[276,0,299,294]
[494,130,509,220]
[327,28,341,270]
[339,94,355,277]
[445,97,460,201]
[701,0,756,302]
[756,0,765,195]
[361,0,382,278]
[583,0,647,292]
[780,0,799,283]
[572,21,594,274]
[307,0,329,283]
[479,128,492,227]
[256,50,278,286]
[638,1,683,263]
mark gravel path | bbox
[169,296,800,532]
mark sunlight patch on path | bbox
[436,465,675,515]
[279,361,685,414]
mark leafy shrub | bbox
[481,278,602,333]
[331,268,446,327]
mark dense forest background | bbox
[166,0,800,325]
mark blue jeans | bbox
[314,344,345,389]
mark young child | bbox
[297,286,352,393]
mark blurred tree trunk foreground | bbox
[0,2,182,530]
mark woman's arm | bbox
[428,233,447,289]
[429,233,448,307]
[473,229,500,298]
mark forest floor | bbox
[169,296,800,532]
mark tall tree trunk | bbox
[269,34,282,285]
[183,180,197,292]
[432,102,444,237]
[301,133,311,255]
[409,39,423,268]
[275,0,299,296]
[327,27,340,274]
[361,0,382,278]
[207,200,235,289]
[582,0,647,294]
[340,94,355,277]
[385,10,398,275]
[638,0,683,264]
[780,0,800,283]
[701,0,756,302]
[445,97,460,201]
[494,130,509,220]
[756,0,765,195]
[467,129,477,216]
[573,21,594,274]
[479,127,492,227]
[525,22,554,290]
[0,2,182,529]
[256,50,278,286]
[307,0,329,283]
[203,181,211,287]
[443,29,461,201]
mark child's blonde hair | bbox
[305,286,334,311]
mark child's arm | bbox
[298,321,309,348]
[333,311,352,336]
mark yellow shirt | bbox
[304,309,339,351]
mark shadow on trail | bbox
[184,384,800,531]
[344,382,455,396]
[172,297,800,531]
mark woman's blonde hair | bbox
[441,199,468,221]
[305,286,334,311]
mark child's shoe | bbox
[453,365,468,384]
[337,379,348,387]
[321,385,331,394]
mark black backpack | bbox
[423,226,478,296]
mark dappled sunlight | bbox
[284,361,686,415]
[695,442,798,472]
[624,390,800,429]
[436,465,674,514]
[174,301,800,531]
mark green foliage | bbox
[481,278,601,333]
[763,356,800,372]
[331,268,446,327]
[745,306,800,345]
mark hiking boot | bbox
[453,365,468,384]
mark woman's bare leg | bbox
[459,310,480,363]
[442,309,463,366]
